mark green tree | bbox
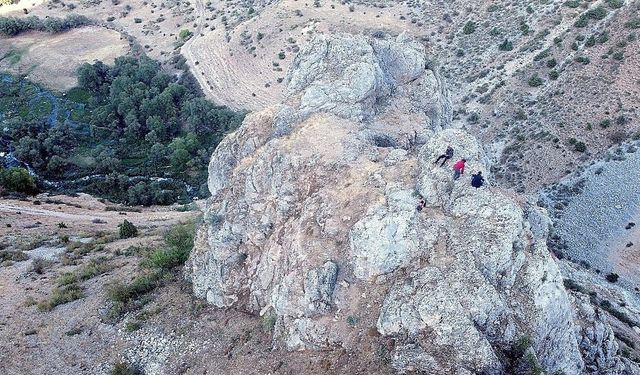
[170,147,190,173]
[147,143,167,172]
[47,155,67,176]
[128,182,151,206]
[0,167,37,194]
[0,17,23,36]
[78,61,110,93]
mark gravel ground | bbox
[539,142,640,289]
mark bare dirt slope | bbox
[0,194,390,375]
[184,0,425,111]
[0,193,195,244]
[538,141,640,286]
[20,0,198,62]
[0,26,128,91]
[0,0,46,16]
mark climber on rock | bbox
[471,171,485,189]
[453,159,466,180]
[416,196,426,211]
[434,146,454,167]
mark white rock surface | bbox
[186,33,638,374]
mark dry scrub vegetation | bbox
[0,194,391,374]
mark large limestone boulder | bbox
[186,33,638,374]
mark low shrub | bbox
[347,315,359,327]
[77,257,112,280]
[143,223,195,270]
[586,6,607,20]
[38,283,83,311]
[0,167,37,195]
[463,20,476,35]
[564,0,580,8]
[626,17,640,29]
[105,271,163,319]
[606,273,619,282]
[58,272,78,286]
[119,220,138,239]
[533,49,549,61]
[606,0,623,8]
[0,250,28,263]
[499,39,513,51]
[31,258,52,274]
[575,56,590,65]
[144,247,190,270]
[262,310,277,332]
[124,321,142,332]
[528,74,543,87]
[109,362,142,375]
[107,273,161,305]
[563,279,590,294]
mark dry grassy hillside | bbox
[175,0,639,192]
[0,26,128,90]
[4,0,636,190]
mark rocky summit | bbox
[185,34,638,374]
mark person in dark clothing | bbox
[434,146,454,167]
[416,196,426,211]
[471,171,485,188]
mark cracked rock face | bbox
[186,33,638,374]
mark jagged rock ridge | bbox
[186,34,638,374]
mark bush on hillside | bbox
[528,74,543,87]
[462,21,476,35]
[498,39,513,51]
[118,220,138,239]
[0,167,37,195]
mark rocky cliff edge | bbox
[186,33,638,374]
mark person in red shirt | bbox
[453,159,466,180]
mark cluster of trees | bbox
[74,56,244,203]
[0,56,244,205]
[7,120,75,176]
[0,167,37,195]
[0,15,92,36]
[78,175,188,206]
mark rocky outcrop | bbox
[573,296,638,374]
[186,33,638,374]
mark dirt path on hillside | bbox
[0,194,199,250]
[0,203,105,221]
[181,0,208,96]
